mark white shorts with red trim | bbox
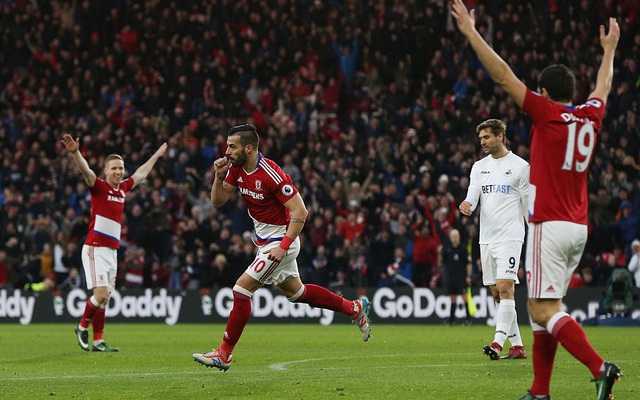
[525,221,587,299]
[81,245,117,290]
[245,237,300,286]
[480,241,522,286]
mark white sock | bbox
[508,304,523,347]
[493,299,516,349]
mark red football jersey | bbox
[85,178,134,248]
[522,89,604,225]
[224,154,298,242]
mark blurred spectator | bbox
[0,250,8,288]
[386,247,415,288]
[350,254,368,288]
[412,221,439,288]
[149,260,170,289]
[628,239,640,288]
[614,201,640,257]
[52,231,70,285]
[337,210,366,244]
[122,247,146,289]
[57,267,82,291]
[210,253,234,289]
[569,270,585,289]
[329,270,349,291]
[183,252,200,290]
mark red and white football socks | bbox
[548,312,604,378]
[219,289,252,359]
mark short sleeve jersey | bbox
[522,89,604,225]
[465,152,530,244]
[224,153,298,242]
[85,178,134,248]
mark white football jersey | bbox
[464,151,529,244]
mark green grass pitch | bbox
[0,323,636,399]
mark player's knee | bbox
[495,281,515,299]
[233,285,254,298]
[527,300,555,326]
[492,291,501,303]
[94,293,110,305]
[528,309,546,326]
[287,285,305,302]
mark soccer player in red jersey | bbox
[62,133,167,352]
[452,1,621,399]
[192,124,371,371]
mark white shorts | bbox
[81,245,117,291]
[245,238,301,286]
[481,241,522,286]
[525,221,587,299]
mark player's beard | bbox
[484,144,497,155]
[230,151,247,167]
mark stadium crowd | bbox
[0,0,639,294]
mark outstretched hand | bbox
[451,0,476,37]
[600,18,620,51]
[155,142,168,158]
[61,133,79,153]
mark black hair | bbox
[538,64,576,103]
[228,124,259,149]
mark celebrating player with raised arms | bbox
[453,1,621,398]
[62,133,167,352]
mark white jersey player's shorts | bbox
[81,245,117,290]
[246,237,301,286]
[525,221,587,299]
[481,241,522,286]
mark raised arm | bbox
[61,133,97,187]
[589,18,620,104]
[131,142,168,188]
[451,0,527,107]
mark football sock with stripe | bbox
[548,312,603,378]
[219,290,252,358]
[508,305,524,347]
[79,295,100,329]
[295,284,354,316]
[91,306,106,342]
[493,299,516,349]
[530,322,557,396]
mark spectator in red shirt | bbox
[337,211,366,244]
[412,221,439,288]
[0,250,9,288]
[120,24,140,54]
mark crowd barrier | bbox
[1,287,638,325]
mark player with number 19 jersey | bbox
[523,89,604,225]
[224,153,297,244]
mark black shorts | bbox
[444,275,467,296]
